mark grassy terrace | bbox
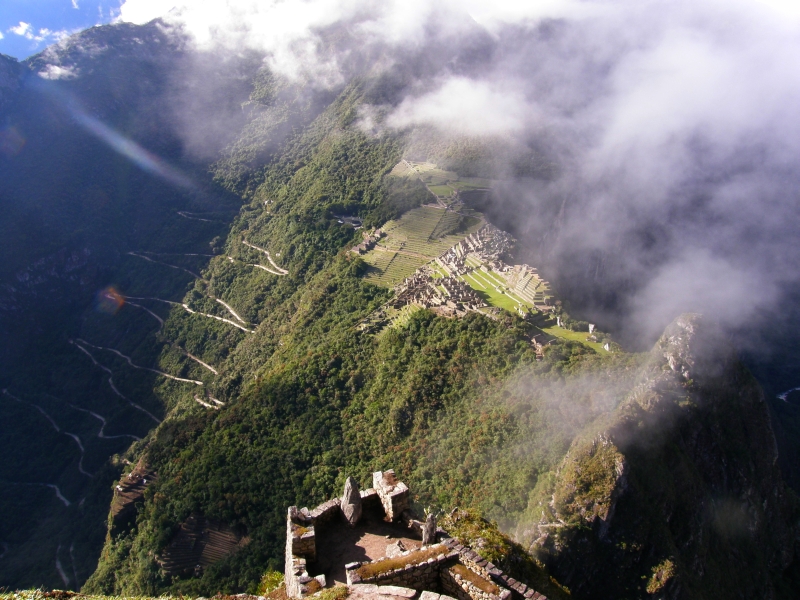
[541,325,607,353]
[461,273,521,312]
[355,544,447,579]
[361,207,482,287]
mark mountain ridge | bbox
[0,19,798,600]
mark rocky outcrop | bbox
[342,476,363,526]
[522,314,800,599]
[0,54,22,112]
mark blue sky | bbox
[0,0,122,60]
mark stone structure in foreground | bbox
[284,469,548,600]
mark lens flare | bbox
[95,286,125,315]
[70,111,196,191]
[0,126,26,157]
[30,77,196,191]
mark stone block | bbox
[420,592,440,600]
[377,585,417,598]
[350,584,379,595]
[341,476,363,526]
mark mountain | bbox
[520,314,800,598]
[0,18,798,599]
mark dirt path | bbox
[2,389,92,478]
[126,296,253,333]
[128,301,164,329]
[70,340,162,424]
[69,543,78,587]
[185,351,218,375]
[125,304,219,374]
[194,395,218,410]
[75,339,204,385]
[215,298,246,324]
[177,211,215,222]
[127,251,204,280]
[242,240,289,274]
[56,544,71,588]
[56,398,141,441]
[7,482,72,507]
[778,386,800,402]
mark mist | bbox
[113,0,800,351]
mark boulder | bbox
[341,476,362,526]
[422,513,437,545]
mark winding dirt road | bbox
[242,239,289,274]
[126,296,253,333]
[127,251,203,280]
[56,544,71,588]
[177,211,215,222]
[57,398,141,441]
[74,339,204,385]
[2,389,92,478]
[70,340,162,424]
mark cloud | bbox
[9,22,33,37]
[38,64,78,80]
[110,0,800,347]
[71,0,79,9]
[387,78,534,136]
[7,22,70,44]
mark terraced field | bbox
[362,207,482,287]
[542,325,606,353]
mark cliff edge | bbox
[521,314,800,599]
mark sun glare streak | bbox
[29,78,196,191]
[69,110,196,190]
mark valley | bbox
[0,13,798,600]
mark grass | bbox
[388,304,424,330]
[462,272,527,311]
[361,207,482,287]
[355,544,447,580]
[449,564,500,595]
[541,325,606,353]
[428,185,455,197]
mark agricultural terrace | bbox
[389,160,493,205]
[361,206,482,287]
[541,325,607,353]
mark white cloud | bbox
[118,0,178,24]
[9,22,33,37]
[71,0,79,9]
[388,78,534,136]
[38,64,78,80]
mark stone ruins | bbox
[383,224,553,322]
[284,469,549,600]
[351,229,385,255]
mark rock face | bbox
[341,476,363,526]
[0,54,22,112]
[522,314,800,599]
[421,513,437,546]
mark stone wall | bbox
[283,470,549,600]
[439,538,547,600]
[441,567,506,600]
[346,544,456,589]
[373,470,410,521]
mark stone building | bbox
[284,470,549,600]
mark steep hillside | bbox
[2,17,799,600]
[520,314,800,598]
